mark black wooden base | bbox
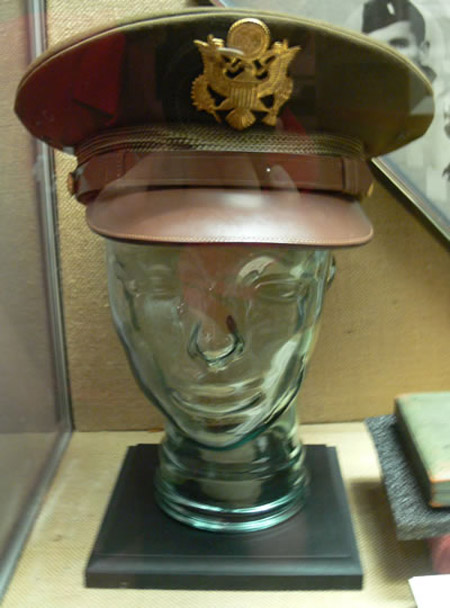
[86,444,362,590]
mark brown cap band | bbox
[72,150,374,204]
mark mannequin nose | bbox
[188,315,244,368]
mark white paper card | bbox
[409,575,450,608]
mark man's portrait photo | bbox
[345,0,450,229]
[361,0,436,81]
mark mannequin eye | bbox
[147,277,180,298]
[255,278,302,302]
[119,275,179,299]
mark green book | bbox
[395,392,450,509]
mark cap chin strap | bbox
[70,149,373,204]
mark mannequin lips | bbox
[169,388,263,416]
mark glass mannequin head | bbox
[106,241,333,449]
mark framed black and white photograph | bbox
[211,0,450,241]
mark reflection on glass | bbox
[0,0,71,597]
[107,242,332,531]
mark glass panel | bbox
[0,0,71,598]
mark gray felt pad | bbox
[365,415,450,541]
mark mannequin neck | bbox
[155,401,308,532]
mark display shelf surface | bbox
[2,424,432,607]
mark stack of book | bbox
[395,392,450,509]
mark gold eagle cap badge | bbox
[191,18,300,131]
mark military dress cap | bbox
[15,8,433,246]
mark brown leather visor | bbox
[86,187,373,247]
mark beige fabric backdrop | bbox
[47,0,450,431]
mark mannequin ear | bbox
[326,256,336,290]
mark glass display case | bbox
[1,0,449,603]
[0,0,71,599]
